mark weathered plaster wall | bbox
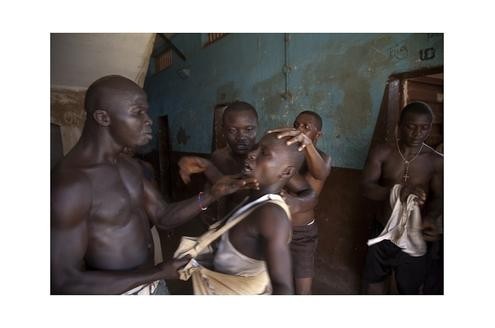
[145,33,443,169]
[50,87,86,155]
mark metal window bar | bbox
[205,33,226,46]
[156,50,172,72]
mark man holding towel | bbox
[361,102,443,294]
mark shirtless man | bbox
[361,101,443,294]
[179,102,313,219]
[212,101,258,176]
[177,101,259,225]
[268,111,332,294]
[50,75,257,295]
[211,132,306,294]
[210,101,259,216]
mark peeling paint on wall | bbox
[50,88,87,154]
[145,33,443,169]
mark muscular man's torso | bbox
[61,154,154,271]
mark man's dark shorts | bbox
[362,221,427,294]
[290,220,318,279]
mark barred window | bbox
[204,33,227,47]
[156,50,172,72]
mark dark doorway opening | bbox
[158,115,173,201]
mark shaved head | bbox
[84,75,144,116]
[264,132,305,170]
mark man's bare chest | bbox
[84,163,145,224]
[382,155,434,188]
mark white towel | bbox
[367,184,426,257]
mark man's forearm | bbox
[204,162,223,183]
[155,191,216,230]
[304,143,329,180]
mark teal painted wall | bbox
[145,33,443,169]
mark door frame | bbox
[369,66,443,151]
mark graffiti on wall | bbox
[389,44,408,61]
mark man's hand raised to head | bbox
[210,174,259,200]
[268,128,313,151]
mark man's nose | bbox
[237,131,250,139]
[144,113,152,126]
[412,127,422,137]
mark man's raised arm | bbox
[144,173,258,230]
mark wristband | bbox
[198,192,208,211]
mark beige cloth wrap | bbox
[123,280,160,295]
[173,194,290,295]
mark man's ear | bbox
[280,165,295,179]
[93,109,111,127]
[315,130,322,140]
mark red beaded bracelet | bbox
[198,192,208,211]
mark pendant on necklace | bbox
[403,164,410,183]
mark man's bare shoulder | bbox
[250,202,291,236]
[211,147,230,162]
[315,148,332,167]
[368,142,395,161]
[52,157,91,186]
[52,162,93,228]
[422,144,444,170]
[211,146,239,174]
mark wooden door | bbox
[369,67,444,152]
[403,74,443,149]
